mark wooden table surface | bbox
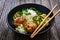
[0,0,60,40]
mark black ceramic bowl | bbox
[7,3,55,35]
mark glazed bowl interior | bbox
[7,4,55,35]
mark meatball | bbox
[14,16,26,26]
[24,22,37,33]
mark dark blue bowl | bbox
[7,3,55,36]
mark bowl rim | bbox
[7,3,55,35]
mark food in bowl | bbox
[13,7,50,34]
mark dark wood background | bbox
[0,0,60,40]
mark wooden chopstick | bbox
[30,4,58,37]
[30,10,60,38]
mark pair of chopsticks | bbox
[30,4,60,38]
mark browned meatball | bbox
[24,22,37,33]
[14,16,27,26]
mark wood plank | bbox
[42,0,51,10]
[0,0,6,18]
[19,0,26,4]
[34,0,42,4]
[19,0,35,4]
[49,0,60,40]
[0,0,20,40]
[0,0,7,40]
[50,24,59,40]
[58,0,60,2]
[49,0,58,13]
[25,0,34,3]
